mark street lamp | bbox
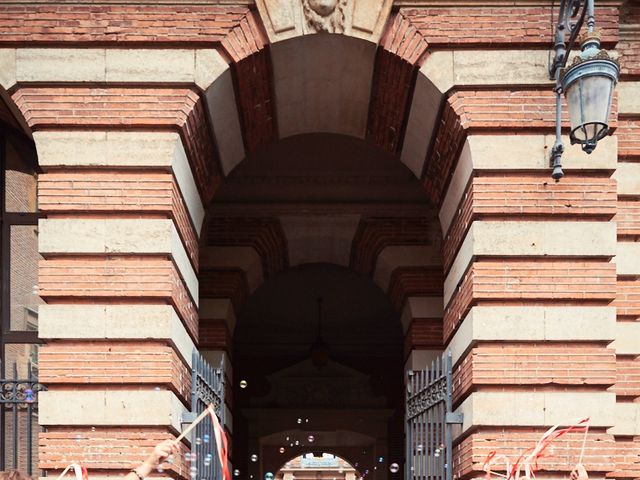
[548,0,619,180]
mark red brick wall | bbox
[39,257,198,342]
[453,343,616,404]
[39,341,192,404]
[445,260,617,342]
[38,170,199,271]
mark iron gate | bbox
[405,352,462,480]
[0,360,45,475]
[185,351,226,480]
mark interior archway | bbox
[275,452,360,480]
[200,131,443,479]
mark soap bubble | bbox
[204,454,212,467]
[307,435,315,443]
[240,380,248,389]
[166,455,174,464]
[203,434,210,444]
[297,418,302,424]
[434,449,441,458]
[190,466,197,478]
[91,426,96,432]
[295,440,299,446]
[378,457,384,463]
[157,466,164,474]
[75,434,82,442]
[416,444,423,453]
[195,437,202,446]
[265,473,275,480]
[185,453,192,463]
[279,447,285,453]
[251,454,258,462]
[233,470,240,477]
[390,463,400,474]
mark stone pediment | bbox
[253,359,386,408]
[255,0,393,43]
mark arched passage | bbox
[232,263,403,479]
[199,130,445,479]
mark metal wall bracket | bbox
[445,412,464,425]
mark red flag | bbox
[207,404,231,480]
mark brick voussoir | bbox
[443,259,617,342]
[38,256,199,343]
[38,341,192,406]
[442,175,618,274]
[12,86,221,205]
[452,342,617,405]
[39,427,191,475]
[38,170,200,273]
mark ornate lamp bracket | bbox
[548,0,593,181]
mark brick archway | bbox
[0,2,634,479]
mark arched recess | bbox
[195,5,466,477]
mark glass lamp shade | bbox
[561,44,619,153]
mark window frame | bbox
[0,128,42,376]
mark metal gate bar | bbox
[0,361,45,475]
[406,352,461,480]
[187,351,225,480]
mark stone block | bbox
[38,304,195,366]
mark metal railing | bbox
[405,352,462,480]
[185,351,226,480]
[0,361,45,475]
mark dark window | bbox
[0,129,41,376]
[0,126,41,474]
